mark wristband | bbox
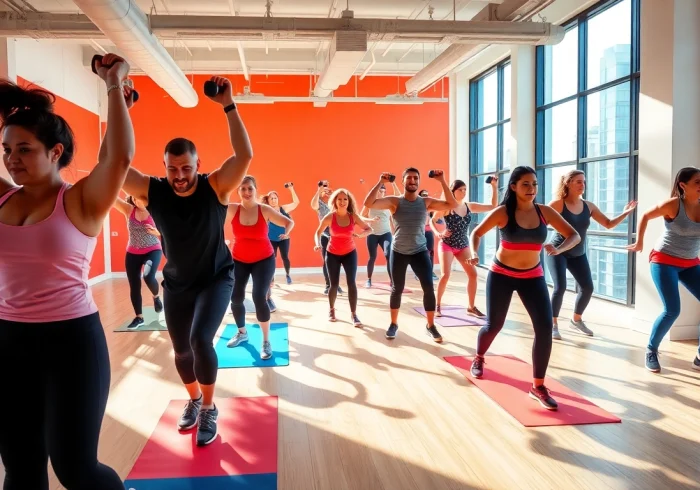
[224,102,237,113]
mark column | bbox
[449,70,469,183]
[634,0,700,342]
[509,45,536,170]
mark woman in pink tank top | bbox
[113,194,163,330]
[0,54,135,489]
[314,188,372,326]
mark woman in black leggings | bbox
[468,166,580,411]
[113,194,163,329]
[261,183,299,285]
[546,169,637,339]
[0,54,133,489]
[315,188,372,325]
[360,182,396,287]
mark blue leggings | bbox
[648,262,700,351]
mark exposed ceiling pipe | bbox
[405,0,558,95]
[237,41,249,80]
[69,0,197,108]
[359,50,375,80]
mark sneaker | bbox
[467,306,485,319]
[227,330,249,348]
[261,341,273,360]
[351,313,362,328]
[365,279,372,288]
[323,285,330,295]
[127,317,145,330]
[267,298,277,313]
[196,406,219,446]
[329,308,337,322]
[552,325,562,340]
[337,286,344,295]
[385,323,398,339]
[645,349,661,373]
[529,385,558,411]
[432,273,439,281]
[177,395,202,431]
[569,319,594,336]
[286,275,292,285]
[425,324,443,343]
[154,297,163,313]
[436,305,442,317]
[470,356,484,378]
[693,354,700,371]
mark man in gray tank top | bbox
[363,167,459,342]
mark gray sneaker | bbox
[177,395,202,431]
[645,349,661,373]
[261,341,273,360]
[552,325,562,340]
[569,319,594,336]
[196,406,219,446]
[227,330,248,347]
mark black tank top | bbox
[443,207,472,249]
[551,201,590,257]
[147,174,234,292]
[499,204,548,247]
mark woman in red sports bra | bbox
[468,166,580,411]
[314,188,372,326]
[226,176,293,361]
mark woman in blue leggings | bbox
[627,167,700,373]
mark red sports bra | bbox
[231,205,274,263]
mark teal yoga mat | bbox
[215,323,289,368]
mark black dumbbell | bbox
[284,182,293,188]
[318,180,328,187]
[204,80,228,97]
[387,174,396,183]
[428,170,439,178]
[91,55,139,103]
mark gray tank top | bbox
[655,200,700,260]
[392,196,428,255]
[369,208,392,236]
[317,199,330,237]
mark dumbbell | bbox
[284,182,294,188]
[91,55,139,103]
[428,170,442,178]
[318,180,328,187]
[385,173,396,183]
[204,80,229,97]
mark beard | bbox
[171,177,196,194]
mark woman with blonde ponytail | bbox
[547,169,636,340]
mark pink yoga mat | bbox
[413,305,487,327]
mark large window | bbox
[536,0,640,304]
[469,59,511,264]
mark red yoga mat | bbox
[444,355,621,427]
[127,396,278,480]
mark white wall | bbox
[14,39,100,115]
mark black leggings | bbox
[477,267,553,379]
[231,255,276,328]
[125,249,162,315]
[0,313,124,490]
[164,270,234,386]
[366,232,392,280]
[546,253,594,318]
[389,249,435,311]
[425,230,435,269]
[326,250,358,312]
[321,235,330,287]
[271,239,291,276]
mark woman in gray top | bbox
[627,167,700,373]
[364,168,458,343]
[547,169,636,340]
[360,180,400,288]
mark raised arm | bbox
[589,200,637,230]
[425,170,459,212]
[468,206,508,264]
[207,77,254,203]
[112,197,133,216]
[468,175,499,213]
[391,181,401,195]
[262,203,294,239]
[364,173,398,212]
[314,213,332,249]
[73,54,135,236]
[311,181,327,210]
[281,183,300,213]
[626,198,678,252]
[541,205,581,256]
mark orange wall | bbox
[18,77,105,278]
[111,74,449,271]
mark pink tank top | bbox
[0,184,98,322]
[327,213,356,256]
[127,208,161,255]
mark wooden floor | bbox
[3,270,700,490]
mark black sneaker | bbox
[154,297,163,313]
[323,285,330,295]
[127,317,145,330]
[177,395,202,431]
[286,275,292,285]
[646,349,661,373]
[470,356,484,378]
[196,406,219,446]
[693,354,700,371]
[425,324,443,343]
[529,385,558,411]
[385,323,398,339]
[267,298,277,313]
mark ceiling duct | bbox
[314,28,367,98]
[69,0,198,108]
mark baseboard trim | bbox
[669,324,700,342]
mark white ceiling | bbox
[2,0,497,75]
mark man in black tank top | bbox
[122,76,253,447]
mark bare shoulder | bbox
[548,198,565,212]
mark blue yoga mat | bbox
[125,473,277,490]
[215,323,289,368]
